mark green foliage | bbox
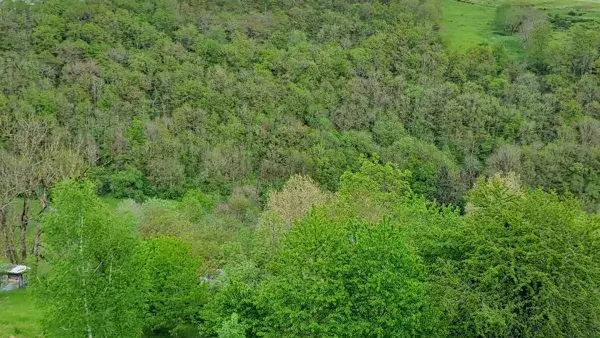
[435,174,600,337]
[34,180,146,338]
[257,211,442,337]
[0,261,11,274]
[108,165,148,201]
[339,157,412,199]
[128,196,240,268]
[0,0,599,210]
[227,186,259,222]
[11,162,600,338]
[382,136,463,205]
[254,175,329,261]
[180,189,219,221]
[201,259,262,337]
[142,236,205,335]
[217,313,247,338]
[332,157,412,223]
[3,0,600,336]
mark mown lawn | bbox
[0,289,43,338]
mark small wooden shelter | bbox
[1,265,29,290]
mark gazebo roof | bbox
[8,265,29,274]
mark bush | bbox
[108,165,148,201]
[217,313,247,338]
[180,189,219,221]
[143,236,205,335]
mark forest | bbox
[0,0,600,336]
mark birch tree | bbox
[35,180,146,338]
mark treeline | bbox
[0,0,599,212]
[36,162,600,337]
[0,0,598,335]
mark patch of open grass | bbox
[441,0,522,53]
[510,0,600,10]
[466,0,600,10]
[0,289,43,338]
[0,288,200,338]
[0,289,201,338]
[507,0,600,21]
[441,0,600,54]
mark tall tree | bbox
[31,141,84,261]
[35,180,146,338]
[437,174,600,337]
[254,175,329,260]
[257,211,442,337]
[142,236,205,335]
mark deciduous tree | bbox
[35,180,146,338]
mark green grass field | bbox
[464,0,600,10]
[0,289,42,338]
[0,289,198,338]
[440,0,523,53]
[440,0,600,53]
[511,0,600,10]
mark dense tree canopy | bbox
[0,0,599,337]
[0,0,598,211]
[257,212,438,338]
[434,174,600,337]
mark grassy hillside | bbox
[462,0,600,10]
[441,0,600,52]
[440,0,522,53]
